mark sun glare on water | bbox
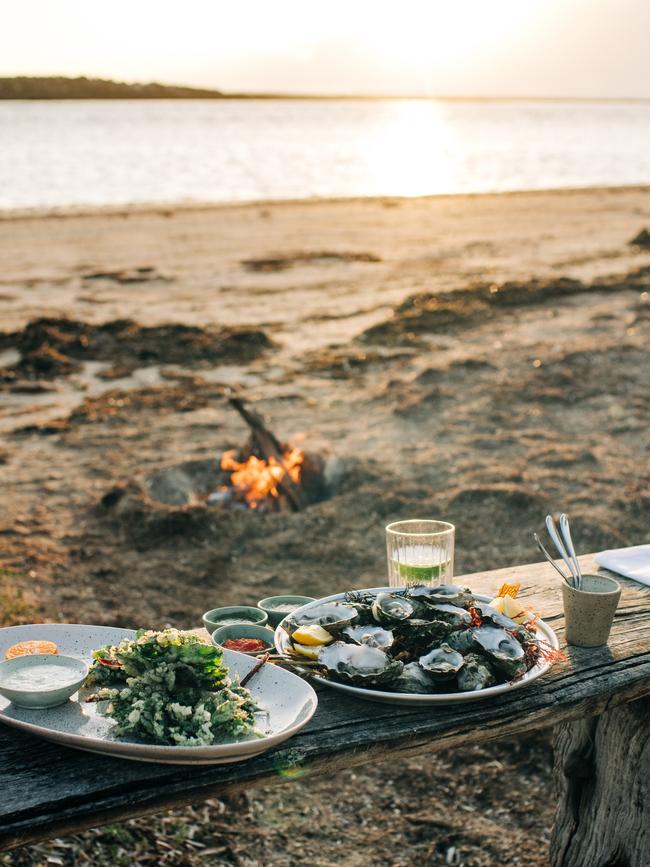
[353,1,549,197]
[365,101,458,197]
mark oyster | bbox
[395,662,437,694]
[406,584,473,608]
[371,593,414,625]
[422,603,472,629]
[472,625,527,678]
[418,643,465,680]
[456,653,496,692]
[445,628,476,654]
[471,602,519,631]
[344,590,379,607]
[513,625,537,644]
[342,623,394,650]
[319,641,403,687]
[343,591,378,624]
[392,618,451,657]
[285,602,358,636]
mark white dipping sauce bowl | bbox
[0,654,89,709]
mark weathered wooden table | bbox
[1,555,649,865]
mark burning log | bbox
[225,397,307,512]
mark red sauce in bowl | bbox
[222,638,270,653]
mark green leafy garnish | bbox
[86,629,259,746]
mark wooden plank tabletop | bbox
[1,554,649,852]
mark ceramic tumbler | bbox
[562,573,621,647]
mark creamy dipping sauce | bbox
[1,663,79,691]
[268,602,302,614]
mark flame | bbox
[221,446,304,509]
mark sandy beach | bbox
[2,185,650,865]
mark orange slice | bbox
[5,640,58,659]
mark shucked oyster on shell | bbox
[418,643,465,681]
[342,623,394,650]
[318,641,403,687]
[285,602,358,636]
[371,592,414,625]
[472,625,527,679]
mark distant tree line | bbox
[0,76,225,99]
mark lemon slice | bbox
[291,642,322,660]
[503,595,528,622]
[489,594,528,623]
[291,625,333,646]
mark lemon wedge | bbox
[503,595,528,622]
[291,625,333,646]
[489,594,528,623]
[291,642,322,660]
[488,595,506,614]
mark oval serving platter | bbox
[0,624,317,764]
[275,588,560,706]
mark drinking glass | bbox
[386,519,455,587]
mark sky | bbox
[2,0,650,98]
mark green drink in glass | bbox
[386,520,455,587]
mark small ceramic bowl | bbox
[0,654,89,709]
[211,623,275,656]
[202,605,268,634]
[257,595,317,628]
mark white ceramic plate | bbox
[275,588,560,706]
[0,624,317,764]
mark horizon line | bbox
[227,93,649,101]
[5,92,650,103]
[1,76,650,102]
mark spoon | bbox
[545,515,579,588]
[534,533,572,585]
[559,513,582,591]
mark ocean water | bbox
[2,98,650,210]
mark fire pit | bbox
[146,398,341,512]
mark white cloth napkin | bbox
[595,545,650,588]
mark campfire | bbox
[219,444,305,510]
[140,397,339,513]
[210,398,325,512]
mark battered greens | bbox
[86,629,259,746]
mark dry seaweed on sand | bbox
[360,267,650,345]
[0,318,274,381]
[241,249,381,271]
